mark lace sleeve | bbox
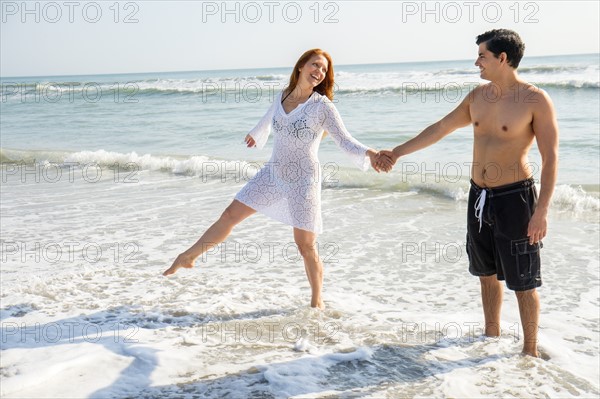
[247,92,281,150]
[320,99,370,171]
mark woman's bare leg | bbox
[294,228,324,309]
[163,200,256,276]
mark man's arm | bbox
[528,89,559,244]
[389,92,473,161]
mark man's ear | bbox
[499,52,508,64]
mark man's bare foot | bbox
[484,324,501,337]
[163,253,194,276]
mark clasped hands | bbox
[368,149,397,173]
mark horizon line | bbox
[1,52,597,80]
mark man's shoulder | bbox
[519,82,554,108]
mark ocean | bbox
[1,54,598,398]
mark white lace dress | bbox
[234,91,370,233]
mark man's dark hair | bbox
[476,29,525,69]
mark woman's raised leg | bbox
[163,200,256,276]
[294,228,324,309]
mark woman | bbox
[163,49,391,308]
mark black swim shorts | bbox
[466,178,542,291]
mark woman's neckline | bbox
[280,90,315,116]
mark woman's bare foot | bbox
[163,253,194,276]
[521,349,540,358]
[311,298,325,310]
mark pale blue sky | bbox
[1,0,599,77]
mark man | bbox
[381,29,559,357]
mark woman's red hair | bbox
[285,49,334,100]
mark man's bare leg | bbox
[515,288,540,357]
[294,228,324,309]
[163,200,256,276]
[480,275,503,336]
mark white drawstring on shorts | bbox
[474,189,487,232]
